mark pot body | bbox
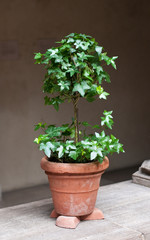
[41,156,109,216]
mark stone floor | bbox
[0,166,139,208]
[0,181,150,240]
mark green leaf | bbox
[34,53,42,64]
[67,38,74,43]
[95,132,100,138]
[46,141,56,152]
[34,122,46,131]
[96,86,103,94]
[83,69,93,80]
[58,81,70,91]
[81,81,90,90]
[39,142,51,158]
[34,53,42,60]
[34,138,39,144]
[111,56,118,69]
[101,110,114,129]
[34,125,41,131]
[95,46,102,55]
[92,125,100,129]
[45,126,61,138]
[74,40,90,50]
[82,121,90,126]
[90,151,97,160]
[45,97,64,111]
[57,145,64,158]
[97,148,103,157]
[39,142,45,151]
[44,96,51,105]
[69,151,78,160]
[44,147,51,158]
[66,68,77,77]
[99,91,110,100]
[73,81,90,96]
[73,83,85,96]
[66,33,75,38]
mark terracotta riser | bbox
[50,208,104,229]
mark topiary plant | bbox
[34,33,124,163]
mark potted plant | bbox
[34,33,124,228]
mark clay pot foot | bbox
[80,208,104,221]
[50,208,104,229]
[50,209,59,218]
[55,216,80,229]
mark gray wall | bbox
[0,0,150,191]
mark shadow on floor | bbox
[0,165,139,208]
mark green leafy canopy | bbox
[34,33,124,163]
[34,33,117,110]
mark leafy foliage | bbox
[34,33,124,163]
[34,33,117,110]
[34,111,124,163]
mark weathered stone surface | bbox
[0,181,150,239]
[132,160,150,187]
[132,170,150,187]
[141,160,150,175]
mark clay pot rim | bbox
[41,155,109,175]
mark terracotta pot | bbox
[41,156,109,217]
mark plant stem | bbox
[73,96,79,143]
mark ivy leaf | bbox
[101,110,114,129]
[110,56,118,69]
[34,53,42,64]
[92,125,100,129]
[34,122,46,131]
[34,134,49,144]
[97,148,103,157]
[34,138,39,144]
[57,145,64,158]
[66,33,75,38]
[95,46,102,56]
[44,147,51,158]
[34,124,41,131]
[83,69,93,80]
[99,91,110,100]
[45,97,64,111]
[95,132,100,138]
[90,151,97,160]
[44,96,51,105]
[39,142,51,158]
[67,38,74,43]
[73,83,84,96]
[58,81,70,91]
[104,72,111,83]
[77,52,88,61]
[82,81,90,90]
[73,81,90,97]
[46,142,56,152]
[66,68,77,77]
[82,121,90,126]
[48,48,58,56]
[34,52,42,60]
[74,40,90,50]
[96,86,103,94]
[69,151,78,160]
[45,126,61,138]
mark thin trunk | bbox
[73,97,79,143]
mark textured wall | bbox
[0,0,150,191]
